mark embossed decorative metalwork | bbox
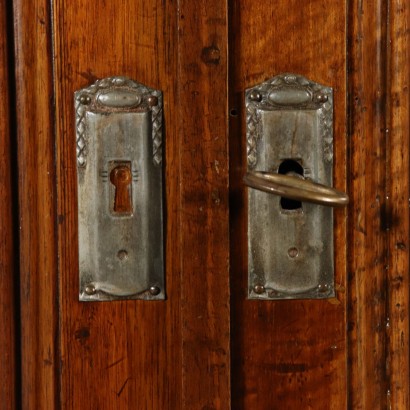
[246,104,261,169]
[245,73,337,300]
[75,76,163,168]
[75,76,164,302]
[245,73,333,168]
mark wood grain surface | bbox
[53,1,182,408]
[387,0,410,408]
[177,1,231,408]
[10,0,410,408]
[347,1,389,407]
[13,0,59,408]
[0,1,17,408]
[229,1,348,408]
[53,0,232,406]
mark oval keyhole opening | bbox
[110,165,132,214]
[278,159,303,210]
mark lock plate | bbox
[246,74,335,300]
[75,77,164,301]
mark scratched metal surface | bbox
[75,77,164,301]
[246,74,335,300]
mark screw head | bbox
[117,249,128,261]
[253,284,265,294]
[287,247,299,258]
[147,95,158,106]
[318,283,329,293]
[79,94,91,105]
[316,93,328,103]
[249,91,262,102]
[85,284,96,295]
[149,286,161,296]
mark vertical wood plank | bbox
[177,1,231,408]
[0,1,17,408]
[387,0,410,407]
[347,1,389,407]
[229,1,348,408]
[13,0,59,408]
[53,1,181,408]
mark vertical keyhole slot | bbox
[110,165,132,214]
[278,159,303,210]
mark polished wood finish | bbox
[53,1,182,408]
[53,0,232,406]
[13,0,59,408]
[387,0,410,407]
[229,1,348,408]
[10,0,410,408]
[0,1,17,408]
[347,1,389,407]
[177,1,231,408]
[53,0,232,405]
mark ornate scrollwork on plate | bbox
[245,73,333,168]
[320,100,333,163]
[245,103,261,169]
[75,76,163,168]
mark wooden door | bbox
[229,1,409,408]
[3,0,409,409]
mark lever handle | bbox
[243,171,349,207]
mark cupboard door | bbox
[229,2,348,408]
[51,0,230,408]
[12,0,409,408]
[228,0,409,409]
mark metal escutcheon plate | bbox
[75,76,164,301]
[246,73,335,300]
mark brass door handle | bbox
[243,171,349,207]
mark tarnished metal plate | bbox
[75,76,164,301]
[246,73,335,300]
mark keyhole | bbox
[278,159,303,210]
[110,165,132,214]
